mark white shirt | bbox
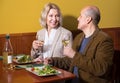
[43,29,57,58]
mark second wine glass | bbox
[62,35,70,46]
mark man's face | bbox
[77,9,88,30]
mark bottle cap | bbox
[6,34,10,39]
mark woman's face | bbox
[46,9,60,29]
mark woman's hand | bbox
[43,58,52,65]
[33,56,43,64]
[32,40,44,50]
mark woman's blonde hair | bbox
[40,3,62,28]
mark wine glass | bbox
[38,40,44,52]
[37,40,44,63]
[62,35,70,46]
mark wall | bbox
[0,0,120,34]
[0,27,120,55]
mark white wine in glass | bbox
[39,40,44,46]
[62,35,70,46]
[62,40,69,46]
[38,40,44,56]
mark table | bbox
[0,60,75,83]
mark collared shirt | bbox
[43,28,57,58]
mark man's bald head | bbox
[82,6,101,25]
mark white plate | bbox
[13,55,33,64]
[26,66,61,76]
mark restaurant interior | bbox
[0,0,120,83]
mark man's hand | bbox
[63,46,76,58]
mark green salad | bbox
[31,65,58,76]
[17,55,32,63]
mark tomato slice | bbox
[31,67,34,71]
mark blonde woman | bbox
[31,3,73,62]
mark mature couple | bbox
[31,3,114,83]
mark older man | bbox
[44,6,114,83]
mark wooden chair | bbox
[110,50,120,83]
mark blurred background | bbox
[0,0,120,34]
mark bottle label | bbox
[8,55,12,63]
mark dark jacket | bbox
[51,29,114,83]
